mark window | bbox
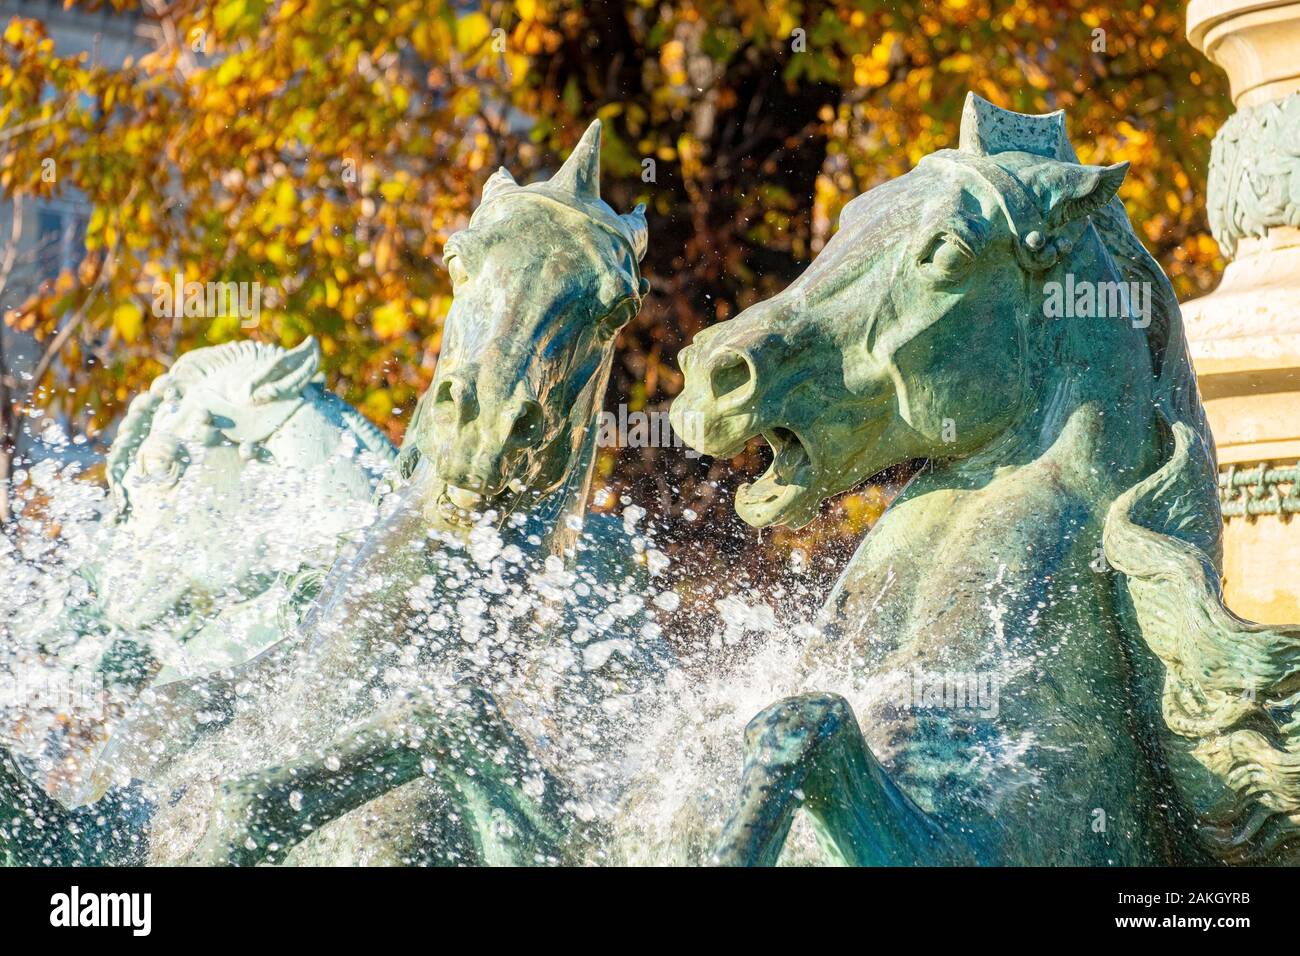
[34,203,88,283]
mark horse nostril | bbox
[434,375,478,425]
[709,352,755,402]
[507,400,544,449]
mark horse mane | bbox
[1080,126,1300,864]
[166,339,297,385]
[473,119,648,268]
[1102,301,1300,862]
[960,93,1300,862]
[327,392,399,463]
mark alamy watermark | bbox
[596,404,701,458]
[881,666,1000,719]
[152,273,266,328]
[0,670,107,721]
[50,886,151,936]
[1043,273,1151,329]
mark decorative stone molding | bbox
[1207,92,1300,258]
[1188,0,1300,108]
[1219,461,1300,518]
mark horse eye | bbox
[446,255,469,287]
[598,298,635,337]
[917,234,973,278]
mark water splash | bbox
[1,447,939,867]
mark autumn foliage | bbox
[0,0,1229,574]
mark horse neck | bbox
[923,377,1156,511]
[531,350,616,562]
[823,313,1165,693]
[909,246,1161,519]
[845,261,1165,656]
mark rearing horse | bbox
[672,94,1300,866]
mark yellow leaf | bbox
[363,389,394,420]
[216,56,243,87]
[273,179,296,209]
[456,12,491,52]
[216,0,247,31]
[372,301,409,339]
[452,86,481,118]
[113,302,144,343]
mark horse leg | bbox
[282,779,478,866]
[711,693,975,866]
[284,770,575,867]
[174,688,568,866]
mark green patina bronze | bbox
[265,119,654,866]
[100,336,397,682]
[1219,461,1300,518]
[15,337,395,699]
[10,101,1300,870]
[671,93,1300,866]
[96,119,655,867]
[2,337,397,862]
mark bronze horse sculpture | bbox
[2,120,660,867]
[10,98,1300,869]
[136,119,660,866]
[672,94,1300,866]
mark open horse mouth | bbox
[435,483,490,528]
[434,477,533,529]
[735,426,820,528]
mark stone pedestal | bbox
[1184,1,1300,622]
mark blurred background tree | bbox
[0,0,1229,590]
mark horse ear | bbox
[251,336,321,404]
[550,119,602,200]
[481,166,517,203]
[622,202,648,262]
[1029,161,1129,232]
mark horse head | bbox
[400,119,648,526]
[672,94,1163,529]
[676,96,1300,870]
[100,337,395,639]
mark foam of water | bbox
[4,444,1033,866]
